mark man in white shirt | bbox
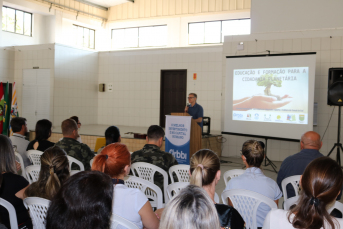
[9,117,30,167]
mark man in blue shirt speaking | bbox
[184,93,204,129]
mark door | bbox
[22,69,51,131]
[160,70,187,127]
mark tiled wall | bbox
[0,48,14,82]
[98,46,223,131]
[53,44,99,127]
[221,31,343,161]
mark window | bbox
[188,19,250,45]
[2,6,32,36]
[73,25,95,49]
[111,25,167,49]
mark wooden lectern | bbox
[171,113,202,159]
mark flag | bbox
[3,82,10,136]
[9,82,19,136]
[0,83,4,133]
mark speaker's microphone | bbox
[187,103,191,107]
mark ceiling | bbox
[84,0,131,9]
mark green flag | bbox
[3,82,10,135]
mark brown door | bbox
[160,70,187,127]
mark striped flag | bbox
[0,83,4,133]
[9,82,19,136]
[2,82,10,136]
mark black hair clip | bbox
[310,197,320,207]
[106,155,109,160]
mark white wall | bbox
[0,48,15,83]
[98,46,222,130]
[251,0,343,34]
[221,29,343,161]
[54,44,98,126]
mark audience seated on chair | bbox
[277,131,325,199]
[27,119,55,152]
[9,117,30,167]
[190,149,245,229]
[69,116,82,143]
[159,185,220,229]
[22,146,70,200]
[92,143,159,229]
[55,119,94,170]
[263,157,343,229]
[0,135,32,229]
[46,171,113,229]
[131,125,178,194]
[97,125,121,154]
[224,140,282,228]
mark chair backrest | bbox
[90,158,94,168]
[281,175,301,200]
[94,137,106,152]
[214,192,220,203]
[221,189,277,229]
[131,162,168,203]
[328,201,343,214]
[23,197,50,229]
[124,176,163,209]
[27,150,44,166]
[110,214,139,229]
[25,165,41,184]
[67,155,85,171]
[284,196,299,210]
[223,169,245,186]
[166,182,189,201]
[15,152,26,179]
[0,198,18,229]
[169,165,190,183]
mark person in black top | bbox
[189,149,245,229]
[27,119,55,152]
[0,135,32,229]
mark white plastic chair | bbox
[223,169,245,186]
[169,165,190,183]
[214,192,220,203]
[284,196,299,210]
[67,156,85,171]
[27,150,44,166]
[15,152,26,179]
[90,158,94,168]
[328,201,343,214]
[25,165,41,184]
[166,182,189,201]
[23,197,50,229]
[110,213,139,229]
[131,162,168,203]
[0,198,18,229]
[281,175,301,200]
[221,189,277,229]
[124,176,163,209]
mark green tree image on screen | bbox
[257,74,282,100]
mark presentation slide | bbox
[223,53,316,139]
[232,67,309,125]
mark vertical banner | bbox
[0,82,4,133]
[2,82,10,136]
[165,115,192,165]
[10,82,19,136]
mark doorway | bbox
[160,70,187,127]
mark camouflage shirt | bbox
[55,137,95,171]
[131,144,178,195]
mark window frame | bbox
[188,18,250,45]
[111,24,168,49]
[73,24,96,49]
[2,6,32,37]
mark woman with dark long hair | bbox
[97,126,121,154]
[263,157,343,229]
[23,146,70,200]
[27,119,55,152]
[0,135,32,229]
[46,171,113,229]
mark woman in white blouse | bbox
[263,157,343,229]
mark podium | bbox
[171,113,202,159]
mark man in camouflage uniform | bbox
[131,125,178,198]
[55,119,94,170]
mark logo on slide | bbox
[264,114,272,121]
[233,113,243,119]
[287,115,296,121]
[169,149,187,160]
[246,114,251,120]
[299,114,305,122]
[277,115,281,120]
[254,113,259,120]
